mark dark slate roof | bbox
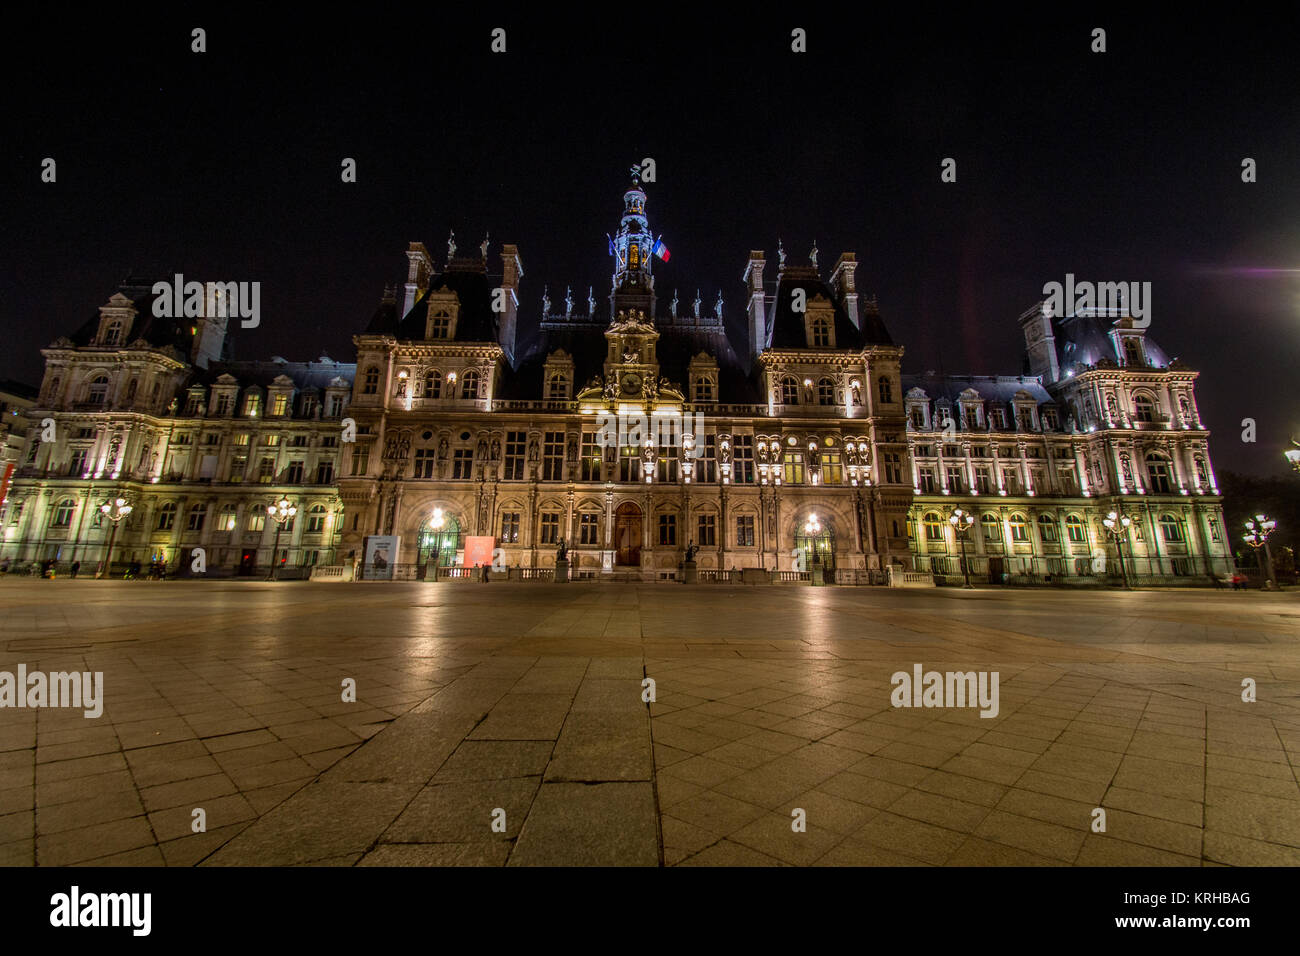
[1053,313,1172,369]
[902,373,1055,405]
[370,258,501,343]
[65,278,195,355]
[765,266,893,350]
[0,380,39,400]
[195,359,355,391]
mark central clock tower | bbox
[604,309,660,399]
[608,166,657,320]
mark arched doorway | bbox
[794,514,836,571]
[614,502,642,566]
[417,512,462,567]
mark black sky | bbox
[3,9,1298,474]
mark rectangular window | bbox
[245,394,261,417]
[413,449,436,479]
[264,434,280,447]
[579,513,599,546]
[504,431,526,480]
[233,433,250,446]
[258,457,276,483]
[733,435,755,483]
[1002,469,1020,494]
[453,449,474,479]
[229,456,247,482]
[658,513,677,546]
[782,452,804,485]
[290,435,308,447]
[945,466,963,493]
[204,433,220,445]
[500,512,520,543]
[820,451,842,485]
[581,431,601,481]
[698,434,717,483]
[350,445,369,476]
[539,512,560,545]
[328,396,344,417]
[187,507,206,531]
[697,514,716,546]
[619,447,638,482]
[881,452,900,484]
[657,449,678,483]
[919,468,935,493]
[215,394,233,416]
[247,513,266,532]
[736,514,755,547]
[272,394,289,416]
[68,449,88,476]
[975,468,992,494]
[315,461,334,485]
[286,460,305,484]
[542,432,565,481]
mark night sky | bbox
[4,10,1297,475]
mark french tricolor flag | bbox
[653,238,671,262]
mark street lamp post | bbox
[1243,514,1278,591]
[1102,510,1134,590]
[948,507,975,588]
[266,498,297,581]
[96,497,133,578]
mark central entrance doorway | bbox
[614,502,642,566]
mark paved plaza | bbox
[0,579,1297,867]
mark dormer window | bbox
[812,318,831,347]
[272,393,290,416]
[429,311,452,338]
[547,373,569,400]
[1123,338,1144,366]
[244,392,261,417]
[693,378,715,403]
[102,320,124,346]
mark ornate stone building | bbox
[0,170,1232,584]
[0,280,353,574]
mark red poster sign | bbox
[0,462,13,507]
[462,535,495,569]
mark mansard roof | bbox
[190,358,355,392]
[64,278,196,355]
[901,373,1055,406]
[368,258,502,344]
[1051,312,1173,370]
[766,265,893,350]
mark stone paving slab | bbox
[2,580,1299,865]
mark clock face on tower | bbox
[621,372,642,396]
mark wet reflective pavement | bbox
[1,580,1297,866]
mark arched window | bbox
[1065,514,1086,543]
[187,503,206,531]
[811,318,831,347]
[362,367,380,395]
[424,370,441,398]
[923,512,944,541]
[817,378,835,406]
[51,498,76,528]
[780,376,799,405]
[981,513,1001,541]
[87,375,110,406]
[219,504,238,531]
[1133,394,1156,423]
[1037,514,1058,542]
[1145,454,1173,493]
[306,504,327,533]
[461,369,480,399]
[156,502,177,531]
[1160,514,1184,542]
[1009,513,1028,542]
[878,376,892,404]
[547,373,568,399]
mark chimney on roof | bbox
[743,251,766,361]
[497,244,523,366]
[830,253,860,329]
[403,243,433,315]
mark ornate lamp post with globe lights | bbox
[1102,510,1134,590]
[96,497,132,578]
[1243,515,1278,591]
[948,507,975,588]
[1285,439,1300,474]
[266,497,297,580]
